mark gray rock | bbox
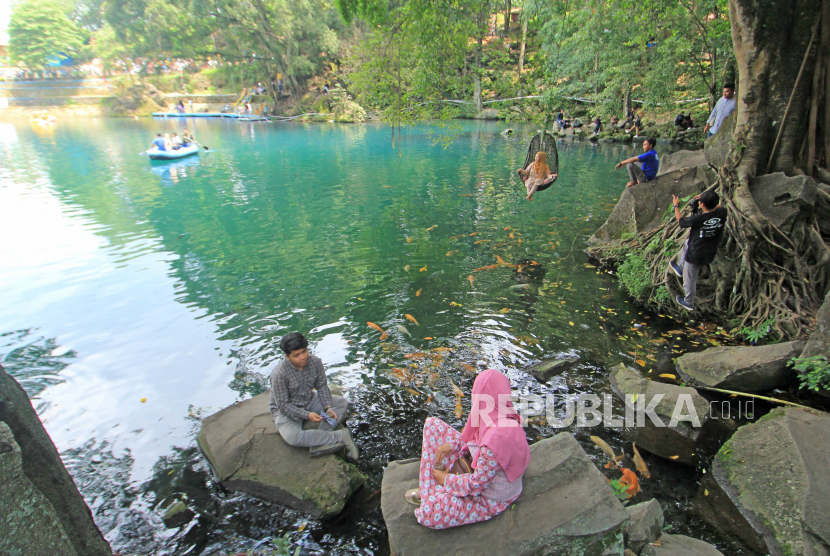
[625,499,664,554]
[475,108,500,120]
[699,407,830,556]
[500,128,514,136]
[750,173,818,233]
[197,391,365,517]
[609,364,711,465]
[381,433,629,555]
[0,422,80,556]
[0,365,113,556]
[657,150,707,177]
[588,165,716,245]
[161,499,195,529]
[640,534,724,556]
[676,341,804,392]
[803,289,830,360]
[704,111,735,168]
[527,355,579,382]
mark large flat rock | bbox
[656,150,707,177]
[588,165,715,245]
[197,392,365,517]
[609,364,711,465]
[750,173,818,233]
[700,407,830,556]
[676,341,804,392]
[381,433,629,556]
[640,534,724,556]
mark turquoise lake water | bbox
[0,118,741,555]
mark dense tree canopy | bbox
[8,0,86,69]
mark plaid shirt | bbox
[269,355,333,421]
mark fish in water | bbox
[474,240,490,244]
[468,275,475,286]
[405,314,420,326]
[397,325,411,336]
[416,289,422,297]
[367,322,384,333]
[469,232,478,237]
[510,284,532,290]
[420,266,428,272]
[496,255,508,265]
[404,265,411,272]
[446,250,458,257]
[426,225,438,232]
[429,270,443,280]
[473,264,499,271]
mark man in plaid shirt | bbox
[269,332,359,459]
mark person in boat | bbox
[182,128,194,145]
[163,133,173,151]
[151,133,166,151]
[171,132,183,150]
[517,151,557,201]
[406,369,530,530]
[269,332,359,460]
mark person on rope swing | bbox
[269,332,359,460]
[405,369,530,530]
[669,190,727,311]
[517,151,557,201]
[614,137,659,187]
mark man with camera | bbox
[669,190,728,311]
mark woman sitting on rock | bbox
[406,369,530,530]
[517,151,557,201]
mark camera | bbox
[690,198,700,214]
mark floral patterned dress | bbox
[414,417,520,530]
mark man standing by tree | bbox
[703,83,736,137]
[669,191,728,311]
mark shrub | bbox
[790,355,830,392]
[738,317,777,344]
[617,252,651,299]
[330,86,366,122]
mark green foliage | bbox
[8,0,86,69]
[250,533,301,556]
[617,252,651,299]
[330,85,367,122]
[738,318,777,344]
[655,285,671,305]
[790,355,830,393]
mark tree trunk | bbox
[518,18,528,73]
[474,35,483,113]
[504,0,511,36]
[622,87,631,116]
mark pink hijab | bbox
[459,369,530,482]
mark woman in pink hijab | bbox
[406,369,531,529]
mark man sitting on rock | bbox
[669,190,728,311]
[614,137,659,187]
[269,332,359,460]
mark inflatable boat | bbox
[146,144,199,160]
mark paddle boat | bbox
[30,111,56,124]
[146,143,200,160]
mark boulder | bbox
[609,364,711,465]
[676,341,804,392]
[750,173,818,233]
[698,407,830,556]
[161,499,196,529]
[625,499,664,554]
[0,422,80,556]
[802,289,830,359]
[197,391,365,517]
[475,108,500,120]
[588,165,716,245]
[0,365,113,556]
[704,111,735,168]
[381,433,629,555]
[527,355,580,382]
[656,150,707,177]
[640,534,724,556]
[500,128,514,136]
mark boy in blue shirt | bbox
[151,133,166,151]
[614,137,659,187]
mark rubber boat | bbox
[146,143,199,160]
[30,111,56,124]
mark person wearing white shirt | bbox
[704,83,736,137]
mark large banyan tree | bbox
[590,0,830,340]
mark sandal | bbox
[404,489,421,507]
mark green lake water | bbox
[0,118,744,555]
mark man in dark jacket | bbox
[669,190,728,311]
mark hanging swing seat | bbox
[519,132,560,191]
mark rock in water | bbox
[698,407,830,555]
[625,499,664,554]
[609,364,712,465]
[381,433,628,555]
[656,150,707,177]
[197,392,365,517]
[676,341,804,392]
[526,355,579,381]
[640,534,724,555]
[588,165,716,245]
[0,365,113,556]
